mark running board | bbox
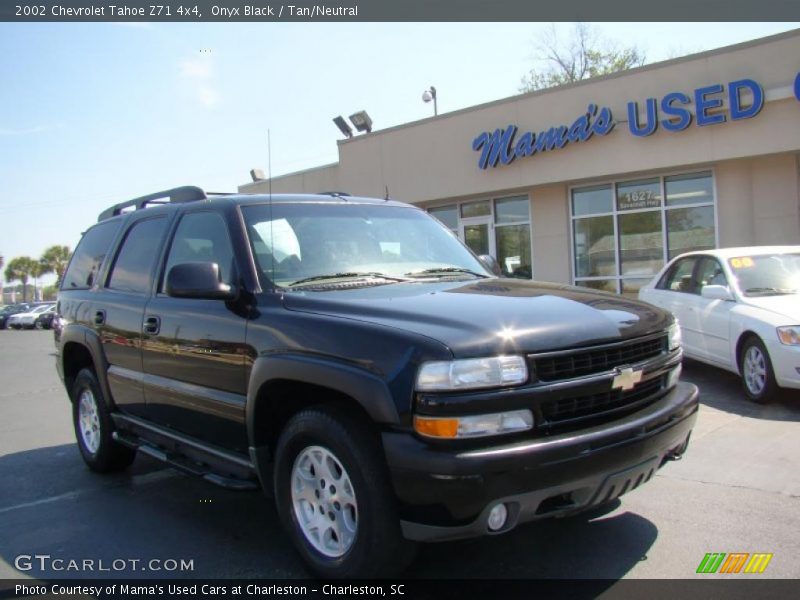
[111,416,260,491]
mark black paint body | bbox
[56,193,698,536]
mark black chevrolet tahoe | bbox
[56,186,698,578]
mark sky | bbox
[1,21,799,285]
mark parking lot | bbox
[1,330,798,580]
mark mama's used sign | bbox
[472,77,768,170]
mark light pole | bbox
[422,86,437,116]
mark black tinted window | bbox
[61,221,121,290]
[162,212,234,292]
[108,217,168,294]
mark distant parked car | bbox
[7,303,56,330]
[0,303,32,329]
[34,305,58,329]
[639,246,800,403]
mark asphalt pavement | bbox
[1,330,798,580]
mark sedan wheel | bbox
[740,337,779,404]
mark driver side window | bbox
[162,212,235,292]
[696,257,728,295]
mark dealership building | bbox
[240,29,800,296]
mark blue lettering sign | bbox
[473,75,773,170]
[660,92,692,131]
[472,126,517,170]
[627,99,658,137]
[795,71,800,102]
[472,105,614,169]
[729,79,763,120]
[695,84,726,126]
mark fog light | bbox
[487,503,508,531]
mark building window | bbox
[571,171,716,296]
[428,195,533,279]
[494,196,531,278]
[429,205,458,232]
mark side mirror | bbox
[166,262,236,300]
[701,284,734,301]
[478,254,503,277]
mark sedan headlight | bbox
[416,355,528,391]
[668,322,682,352]
[777,326,800,346]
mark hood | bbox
[742,294,800,322]
[282,279,672,357]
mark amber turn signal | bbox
[413,416,459,439]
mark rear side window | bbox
[107,217,168,294]
[61,221,121,290]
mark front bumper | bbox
[383,381,698,542]
[767,339,800,390]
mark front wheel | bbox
[740,337,779,404]
[274,406,415,578]
[71,368,136,472]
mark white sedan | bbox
[639,246,800,403]
[6,303,55,330]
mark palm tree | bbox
[4,256,38,303]
[40,245,71,286]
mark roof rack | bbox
[97,186,208,221]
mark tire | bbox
[71,368,136,472]
[740,337,779,404]
[273,405,416,578]
[34,320,44,330]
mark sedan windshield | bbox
[241,203,490,288]
[728,253,800,296]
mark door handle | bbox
[94,310,106,325]
[143,315,161,335]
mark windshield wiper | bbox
[404,267,488,279]
[744,287,797,295]
[288,272,411,288]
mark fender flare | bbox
[60,324,114,409]
[246,353,400,453]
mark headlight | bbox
[414,409,534,439]
[668,322,682,352]
[416,355,528,391]
[777,326,800,345]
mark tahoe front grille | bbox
[531,334,667,382]
[541,376,665,424]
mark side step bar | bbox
[111,414,260,491]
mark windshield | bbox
[728,253,800,296]
[241,203,490,288]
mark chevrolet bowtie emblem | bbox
[612,367,643,391]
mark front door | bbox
[460,216,495,258]
[141,211,249,452]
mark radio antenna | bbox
[268,129,275,288]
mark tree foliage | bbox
[40,245,72,284]
[519,23,646,93]
[4,256,39,302]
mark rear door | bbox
[141,210,249,452]
[99,216,170,418]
